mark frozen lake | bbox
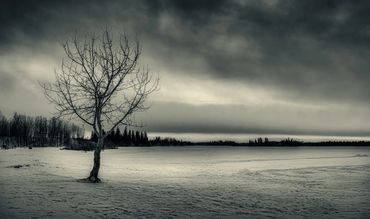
[1,146,370,218]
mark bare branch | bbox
[40,30,159,138]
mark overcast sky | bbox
[1,0,370,137]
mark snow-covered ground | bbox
[1,146,370,218]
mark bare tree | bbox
[41,30,158,182]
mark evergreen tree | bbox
[135,131,141,145]
[143,131,148,143]
[128,130,133,145]
[114,127,121,145]
[123,127,128,144]
[140,131,144,144]
[90,131,98,142]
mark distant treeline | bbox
[90,127,149,146]
[68,129,186,150]
[87,131,370,148]
[0,111,84,148]
[196,137,303,146]
[91,129,196,147]
[192,137,370,147]
[121,136,370,147]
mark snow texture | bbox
[1,146,370,218]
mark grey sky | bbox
[1,0,370,136]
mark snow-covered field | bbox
[1,146,370,218]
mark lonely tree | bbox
[41,30,158,182]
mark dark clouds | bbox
[145,0,370,103]
[1,0,370,135]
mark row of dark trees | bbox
[150,137,192,146]
[197,138,303,146]
[90,127,149,146]
[0,111,84,148]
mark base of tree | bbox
[77,177,101,183]
[88,176,101,183]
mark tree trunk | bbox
[88,137,103,182]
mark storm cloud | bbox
[1,0,370,137]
